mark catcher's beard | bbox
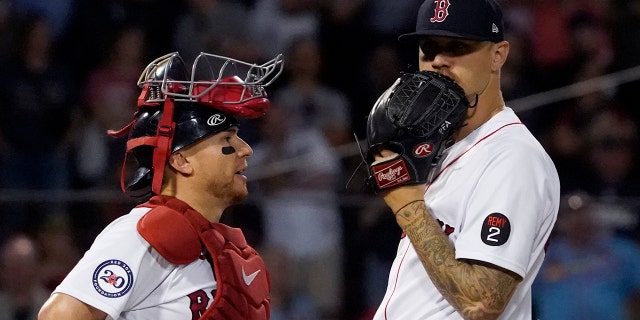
[207,177,248,205]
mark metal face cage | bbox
[137,52,284,108]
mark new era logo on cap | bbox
[399,0,504,43]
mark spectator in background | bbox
[610,0,640,123]
[261,246,320,320]
[9,0,76,40]
[0,0,16,64]
[0,13,78,236]
[578,107,640,241]
[611,0,640,72]
[566,10,614,84]
[533,191,640,320]
[501,31,537,102]
[501,0,534,37]
[522,2,615,143]
[538,7,619,195]
[0,234,51,320]
[500,31,546,134]
[359,0,423,72]
[529,0,612,91]
[317,0,367,104]
[248,0,320,60]
[540,101,591,192]
[360,0,422,42]
[582,107,639,199]
[564,9,616,123]
[273,36,351,148]
[58,0,181,82]
[348,42,403,138]
[35,216,83,291]
[75,24,147,189]
[249,104,344,319]
[354,199,401,320]
[526,0,568,75]
[173,0,261,64]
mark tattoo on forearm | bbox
[396,201,518,319]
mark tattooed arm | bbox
[383,185,521,320]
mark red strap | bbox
[127,136,160,150]
[107,119,141,193]
[151,99,176,194]
[111,136,162,194]
[117,152,130,193]
[107,120,135,137]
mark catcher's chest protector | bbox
[136,196,270,320]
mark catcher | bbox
[366,0,560,319]
[38,52,284,319]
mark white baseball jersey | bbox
[374,107,560,319]
[53,207,217,319]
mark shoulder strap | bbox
[136,196,201,264]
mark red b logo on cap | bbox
[430,0,450,22]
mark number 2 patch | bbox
[481,213,511,246]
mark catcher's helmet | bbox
[109,52,284,199]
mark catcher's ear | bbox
[168,152,193,175]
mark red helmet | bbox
[109,52,284,199]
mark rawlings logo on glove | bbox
[372,158,410,188]
[363,71,469,192]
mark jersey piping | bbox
[426,122,523,194]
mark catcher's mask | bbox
[109,52,284,199]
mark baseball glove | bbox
[364,71,469,192]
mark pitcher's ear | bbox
[492,41,509,70]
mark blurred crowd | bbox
[0,0,639,319]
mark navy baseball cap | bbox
[399,0,504,43]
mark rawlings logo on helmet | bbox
[207,114,226,126]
